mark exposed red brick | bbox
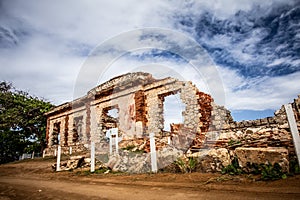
[196,91,213,132]
[134,90,147,127]
[46,118,50,148]
[64,115,69,146]
[85,102,91,141]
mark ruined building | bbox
[45,72,215,152]
[45,72,300,173]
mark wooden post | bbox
[31,151,35,159]
[150,133,157,173]
[56,146,61,172]
[285,104,300,166]
[91,142,95,172]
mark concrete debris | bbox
[105,145,183,173]
[52,156,91,171]
[235,147,289,172]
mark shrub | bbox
[222,158,287,180]
[289,159,300,175]
[221,157,243,175]
[175,157,197,173]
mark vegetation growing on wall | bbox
[221,157,291,180]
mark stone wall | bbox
[189,95,300,173]
[44,72,299,174]
[44,72,213,156]
[197,96,300,152]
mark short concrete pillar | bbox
[285,104,300,166]
[109,128,119,155]
[56,146,61,172]
[113,128,119,154]
[90,142,95,172]
[150,133,158,173]
[108,129,112,154]
[42,150,46,158]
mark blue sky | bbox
[0,0,299,122]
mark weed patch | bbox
[222,157,288,180]
[174,157,197,173]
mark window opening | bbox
[163,93,185,131]
[52,122,61,145]
[102,106,119,140]
[73,116,83,143]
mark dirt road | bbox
[0,158,300,200]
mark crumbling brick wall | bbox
[44,72,299,171]
[191,95,300,152]
[189,95,300,173]
[197,91,213,132]
[44,73,214,153]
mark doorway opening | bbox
[101,106,119,133]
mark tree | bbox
[0,81,53,164]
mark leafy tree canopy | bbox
[0,81,54,164]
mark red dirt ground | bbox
[0,158,300,200]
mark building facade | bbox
[45,72,215,154]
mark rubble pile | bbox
[52,155,91,171]
[106,145,183,173]
[118,137,169,153]
[187,95,300,173]
[235,147,289,172]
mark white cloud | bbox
[2,0,171,45]
[0,0,298,118]
[168,0,297,19]
[0,1,171,104]
[0,30,84,104]
[267,58,289,67]
[219,66,300,110]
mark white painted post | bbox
[167,136,171,145]
[31,151,35,159]
[69,146,72,155]
[150,133,158,173]
[43,150,46,158]
[54,149,57,157]
[108,128,119,155]
[22,154,25,160]
[108,129,112,154]
[56,146,61,172]
[113,128,119,154]
[285,104,300,166]
[91,142,95,172]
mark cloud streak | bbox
[0,0,299,121]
